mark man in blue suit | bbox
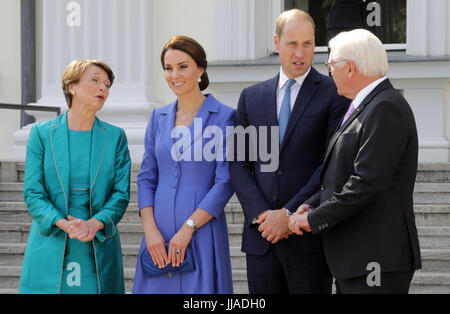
[229,9,350,293]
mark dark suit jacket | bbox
[328,0,368,30]
[230,67,350,256]
[306,79,422,279]
[327,0,377,42]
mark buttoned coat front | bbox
[132,94,234,293]
[19,112,131,294]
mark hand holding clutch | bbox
[140,243,195,277]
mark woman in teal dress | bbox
[19,60,131,294]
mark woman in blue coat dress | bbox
[132,36,235,293]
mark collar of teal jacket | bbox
[49,112,108,208]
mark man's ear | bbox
[273,35,280,52]
[347,60,357,78]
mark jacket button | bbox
[277,170,283,176]
[272,195,277,202]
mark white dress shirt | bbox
[276,67,311,118]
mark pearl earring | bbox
[198,77,201,83]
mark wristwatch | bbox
[186,219,198,232]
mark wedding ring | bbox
[176,249,181,255]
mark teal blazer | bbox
[19,112,131,294]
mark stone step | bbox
[0,265,249,293]
[413,183,450,204]
[0,181,240,205]
[410,272,450,294]
[2,221,450,252]
[0,266,21,289]
[1,264,449,294]
[0,243,26,266]
[413,204,450,226]
[119,202,244,225]
[417,226,450,249]
[0,202,31,223]
[0,201,245,226]
[0,183,24,202]
[420,249,450,273]
[2,240,446,275]
[0,222,30,243]
[416,163,450,183]
[2,201,450,228]
[129,163,450,184]
[0,288,19,294]
[3,162,450,184]
[123,204,450,226]
[3,181,450,209]
[0,220,243,249]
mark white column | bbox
[405,0,450,162]
[216,0,271,61]
[13,0,151,162]
[389,60,450,162]
[407,0,450,56]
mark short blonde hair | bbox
[276,9,315,39]
[62,59,115,108]
[329,29,388,77]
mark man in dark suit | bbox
[289,29,422,294]
[229,9,350,294]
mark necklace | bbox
[177,106,200,121]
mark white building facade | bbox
[0,0,449,163]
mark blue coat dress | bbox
[132,94,235,294]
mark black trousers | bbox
[335,270,415,294]
[246,235,332,294]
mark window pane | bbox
[284,0,406,46]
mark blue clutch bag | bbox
[140,243,196,277]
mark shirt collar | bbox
[278,66,311,90]
[352,76,387,109]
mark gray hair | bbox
[329,29,388,77]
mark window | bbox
[284,0,406,47]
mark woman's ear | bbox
[198,67,205,79]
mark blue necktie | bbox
[279,79,296,145]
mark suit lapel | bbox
[49,113,70,214]
[281,68,321,151]
[322,79,394,169]
[261,76,279,128]
[90,117,107,192]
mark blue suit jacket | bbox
[230,67,350,255]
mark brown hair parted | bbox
[276,9,316,39]
[62,59,115,108]
[160,36,209,91]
